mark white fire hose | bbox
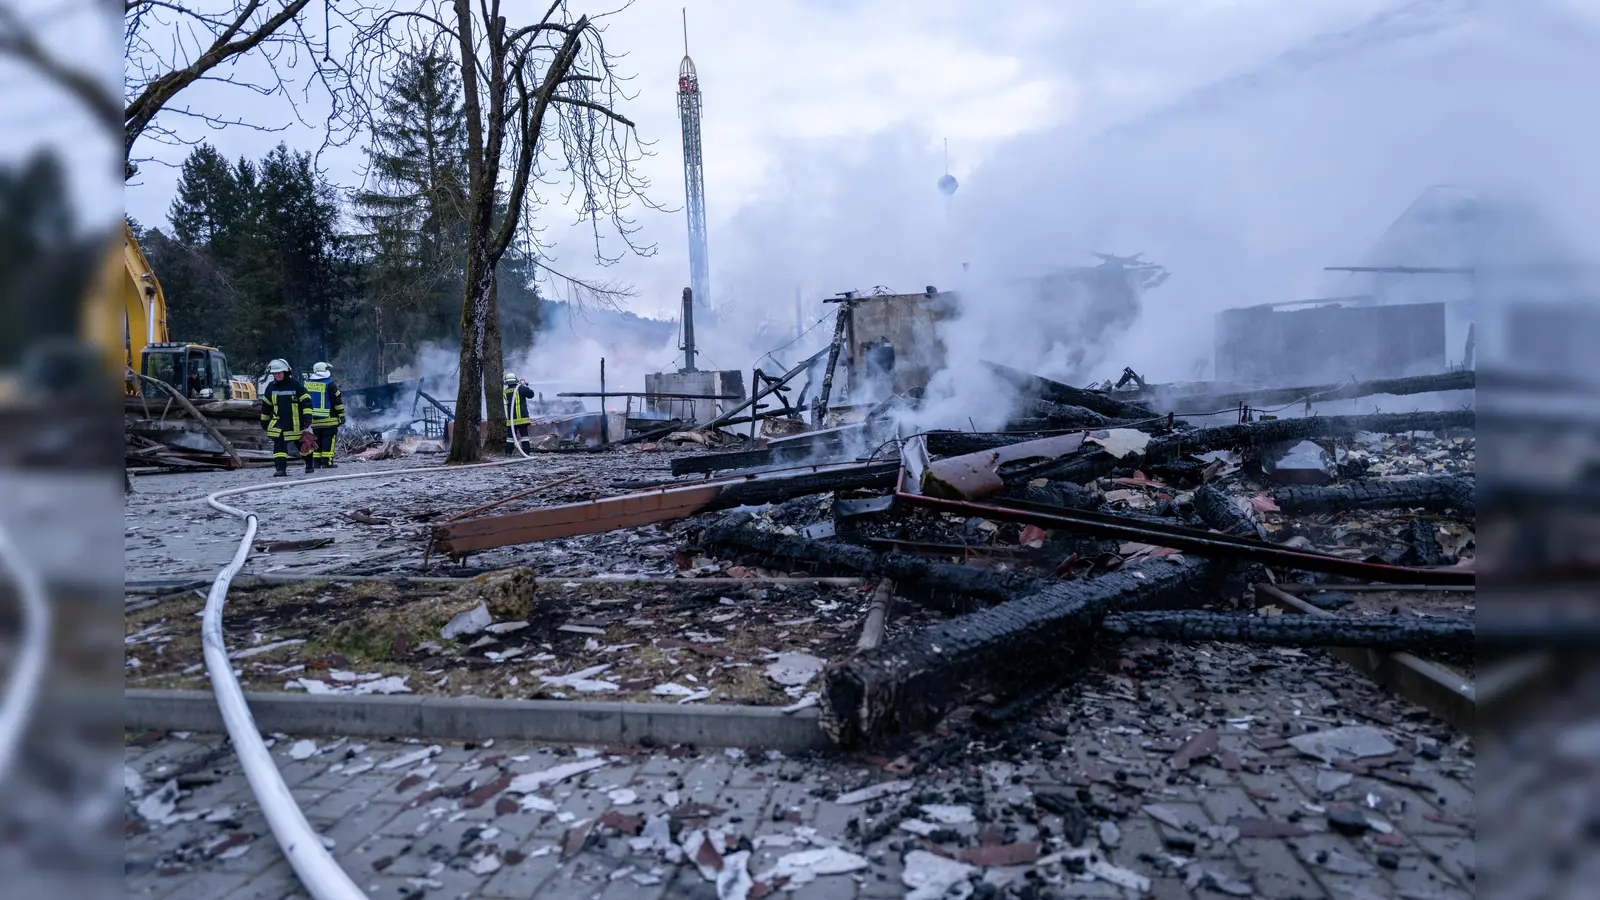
[202,448,546,900]
[0,518,49,788]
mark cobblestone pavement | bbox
[124,642,1476,900]
[124,450,696,583]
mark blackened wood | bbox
[1102,609,1473,654]
[1272,475,1474,515]
[1029,401,1109,428]
[819,556,1225,746]
[1193,485,1260,537]
[984,361,1158,419]
[1025,410,1475,486]
[1138,369,1475,412]
[698,513,1044,607]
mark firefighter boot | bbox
[304,454,315,474]
[273,461,287,477]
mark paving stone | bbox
[216,860,301,900]
[1412,833,1475,886]
[1229,835,1323,899]
[318,798,405,852]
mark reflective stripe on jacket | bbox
[306,379,345,427]
[504,385,532,426]
[260,378,313,438]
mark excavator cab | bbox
[138,342,250,401]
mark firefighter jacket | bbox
[259,377,313,439]
[503,383,536,426]
[306,379,346,428]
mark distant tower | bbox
[678,10,711,315]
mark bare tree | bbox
[2,1,342,172]
[355,0,661,463]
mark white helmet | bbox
[268,359,290,374]
[504,371,518,383]
[312,361,332,378]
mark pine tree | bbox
[354,50,474,380]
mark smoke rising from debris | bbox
[701,0,1599,428]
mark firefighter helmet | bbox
[267,359,291,374]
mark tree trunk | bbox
[448,251,493,463]
[482,270,507,449]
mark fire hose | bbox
[201,450,550,899]
[0,518,49,787]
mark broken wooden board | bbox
[432,462,897,555]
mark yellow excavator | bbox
[117,221,257,402]
[102,222,270,461]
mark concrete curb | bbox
[126,689,832,752]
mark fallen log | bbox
[1192,485,1261,537]
[1101,609,1473,654]
[1139,369,1476,412]
[1025,410,1475,487]
[1272,475,1474,515]
[985,361,1158,420]
[698,513,1044,608]
[432,462,898,555]
[820,555,1226,746]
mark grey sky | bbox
[12,0,1598,383]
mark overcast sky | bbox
[111,0,1414,319]
[9,0,1598,381]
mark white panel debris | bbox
[903,849,976,900]
[441,602,492,640]
[506,757,607,794]
[836,780,913,805]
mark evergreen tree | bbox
[353,50,474,380]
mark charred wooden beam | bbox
[698,513,1043,608]
[1101,609,1473,654]
[820,556,1226,746]
[1026,410,1475,487]
[813,305,852,425]
[1272,475,1474,515]
[670,424,868,476]
[432,462,897,555]
[1028,400,1109,428]
[1139,369,1476,412]
[1192,485,1261,537]
[984,361,1158,420]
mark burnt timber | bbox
[699,512,1045,609]
[819,556,1227,746]
[1028,410,1475,485]
[1101,609,1473,654]
[984,360,1158,420]
[1272,475,1474,515]
[1133,368,1475,412]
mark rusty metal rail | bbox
[897,489,1476,586]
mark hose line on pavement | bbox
[201,450,547,900]
[0,518,50,788]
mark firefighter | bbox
[503,370,536,456]
[305,361,346,469]
[259,359,314,476]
